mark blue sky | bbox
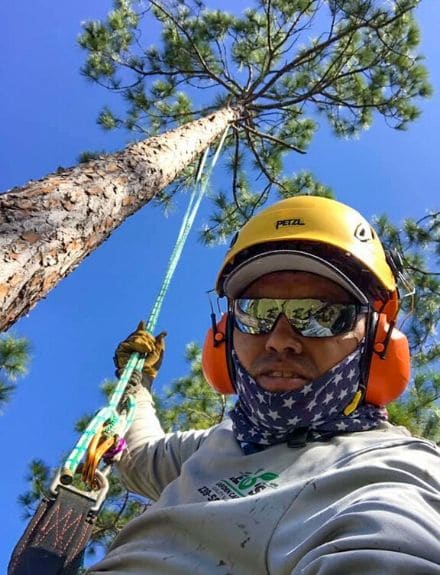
[1,1,439,571]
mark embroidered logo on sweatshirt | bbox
[198,469,279,501]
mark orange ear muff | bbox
[202,313,235,394]
[365,313,411,406]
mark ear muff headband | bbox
[201,307,411,405]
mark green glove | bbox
[114,321,166,382]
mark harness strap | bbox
[8,487,97,575]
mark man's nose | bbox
[264,314,304,354]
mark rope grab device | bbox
[8,128,229,575]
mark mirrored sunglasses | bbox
[233,298,369,338]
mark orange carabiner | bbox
[82,424,116,489]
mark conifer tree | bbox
[156,342,234,430]
[0,335,30,409]
[0,0,431,331]
[374,210,440,441]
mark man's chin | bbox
[256,374,310,393]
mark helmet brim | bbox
[221,249,369,304]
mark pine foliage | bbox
[375,211,440,442]
[0,335,30,408]
[78,0,432,243]
[156,342,234,430]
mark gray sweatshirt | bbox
[87,387,440,574]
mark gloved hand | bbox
[114,321,167,385]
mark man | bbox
[88,196,440,574]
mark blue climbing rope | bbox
[59,128,229,483]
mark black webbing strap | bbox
[8,486,97,575]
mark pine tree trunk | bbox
[0,106,241,332]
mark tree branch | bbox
[249,3,416,103]
[248,0,315,95]
[242,123,306,154]
[405,265,440,277]
[244,130,291,199]
[265,0,273,56]
[415,212,440,228]
[148,0,241,95]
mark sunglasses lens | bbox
[234,299,280,334]
[234,299,360,337]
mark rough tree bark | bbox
[0,106,241,332]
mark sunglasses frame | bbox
[232,298,370,338]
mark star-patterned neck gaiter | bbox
[229,348,388,454]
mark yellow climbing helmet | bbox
[216,195,396,301]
